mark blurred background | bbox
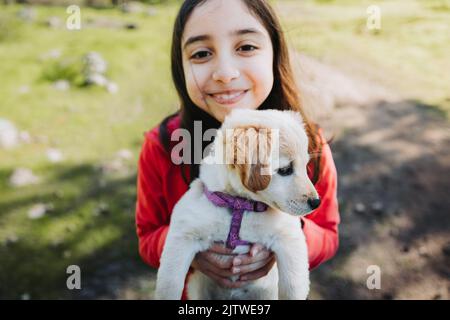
[0,0,449,299]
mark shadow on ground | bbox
[1,100,449,299]
[312,99,450,299]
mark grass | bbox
[0,3,179,299]
[277,0,450,116]
[0,0,448,299]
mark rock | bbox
[53,80,70,91]
[85,73,108,87]
[0,119,19,149]
[354,202,366,214]
[94,202,110,216]
[40,49,62,61]
[418,245,429,257]
[100,159,126,175]
[116,149,133,161]
[9,168,40,187]
[46,16,62,29]
[82,52,118,93]
[83,52,108,76]
[28,204,46,220]
[18,85,30,95]
[46,148,64,163]
[36,135,49,144]
[106,81,119,94]
[146,7,158,16]
[120,1,144,14]
[371,201,384,215]
[28,203,53,220]
[17,7,36,23]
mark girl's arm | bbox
[302,139,340,270]
[135,136,170,269]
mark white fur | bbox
[155,109,317,300]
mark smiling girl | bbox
[136,0,340,300]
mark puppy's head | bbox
[219,109,320,216]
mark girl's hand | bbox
[192,242,245,288]
[232,243,276,281]
[191,242,275,288]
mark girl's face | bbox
[182,0,274,122]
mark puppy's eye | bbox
[277,161,294,176]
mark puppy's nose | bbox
[307,198,321,210]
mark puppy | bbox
[155,109,320,300]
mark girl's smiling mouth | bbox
[207,89,249,105]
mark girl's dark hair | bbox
[160,0,322,186]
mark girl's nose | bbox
[212,62,240,83]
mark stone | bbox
[106,81,119,94]
[116,149,133,161]
[371,201,384,215]
[40,49,62,61]
[9,168,40,187]
[94,202,110,216]
[46,148,64,163]
[46,16,62,29]
[0,119,19,149]
[83,52,108,75]
[86,73,108,87]
[146,7,158,16]
[354,202,366,214]
[28,203,50,220]
[17,7,36,23]
[53,80,70,91]
[120,1,144,14]
[18,85,30,94]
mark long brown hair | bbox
[160,0,322,185]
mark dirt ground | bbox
[71,52,450,300]
[296,51,450,300]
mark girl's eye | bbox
[238,45,258,52]
[277,161,294,177]
[191,51,211,60]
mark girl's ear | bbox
[226,126,272,193]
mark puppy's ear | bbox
[226,126,272,193]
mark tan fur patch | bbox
[224,126,272,192]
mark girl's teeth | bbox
[214,91,242,100]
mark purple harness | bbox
[203,185,268,249]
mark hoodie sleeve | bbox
[135,135,170,269]
[301,138,340,270]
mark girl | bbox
[136,0,340,300]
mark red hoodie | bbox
[135,114,340,299]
